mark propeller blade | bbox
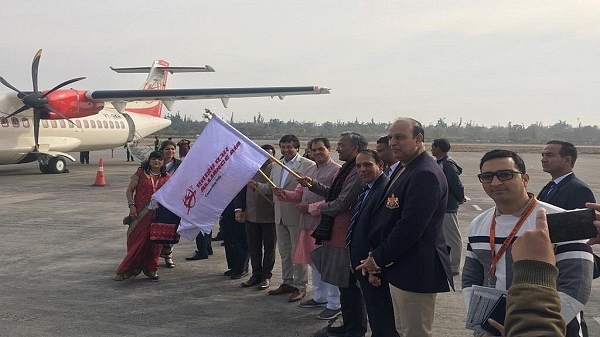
[0,77,24,94]
[43,77,86,97]
[44,104,77,127]
[32,49,42,92]
[33,109,41,152]
[6,105,30,117]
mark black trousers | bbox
[354,270,399,337]
[245,221,276,280]
[338,271,368,337]
[193,231,213,257]
[221,215,248,274]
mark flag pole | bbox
[257,168,276,188]
[268,154,312,187]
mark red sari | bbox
[116,168,170,277]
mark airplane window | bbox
[11,117,19,127]
[103,121,109,129]
[115,121,120,129]
[109,121,114,129]
[97,121,102,129]
[120,121,125,129]
[22,118,30,128]
[83,120,89,128]
[42,120,49,128]
[60,120,67,128]
[1,117,9,127]
[90,120,96,129]
[75,120,82,128]
[51,120,57,128]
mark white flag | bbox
[153,114,270,241]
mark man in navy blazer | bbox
[356,118,453,337]
[347,150,397,337]
[538,140,596,337]
[538,140,596,210]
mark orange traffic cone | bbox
[92,158,107,186]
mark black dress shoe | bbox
[186,251,208,261]
[241,276,260,287]
[230,271,248,280]
[223,269,234,276]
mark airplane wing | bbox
[86,86,330,110]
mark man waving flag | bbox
[153,113,270,241]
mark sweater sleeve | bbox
[505,260,565,337]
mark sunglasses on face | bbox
[477,169,522,183]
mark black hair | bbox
[279,134,300,149]
[432,138,451,152]
[376,136,389,145]
[159,140,176,151]
[261,144,276,156]
[358,149,384,166]
[141,150,167,176]
[479,149,526,173]
[546,140,578,166]
[310,137,331,150]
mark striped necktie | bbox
[346,185,370,247]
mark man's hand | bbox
[484,319,505,336]
[247,180,258,190]
[297,176,313,187]
[355,252,381,276]
[368,273,381,287]
[272,187,286,198]
[512,208,555,265]
[234,210,245,224]
[585,202,600,245]
[295,202,309,214]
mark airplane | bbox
[0,50,330,174]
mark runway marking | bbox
[465,196,471,201]
[594,317,600,326]
[473,204,482,211]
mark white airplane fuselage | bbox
[0,103,169,165]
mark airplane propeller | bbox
[0,49,85,151]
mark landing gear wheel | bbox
[49,157,67,174]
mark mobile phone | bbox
[480,294,506,336]
[546,208,597,243]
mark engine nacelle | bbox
[44,89,104,119]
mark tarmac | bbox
[1,148,600,336]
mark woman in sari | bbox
[113,151,170,281]
[158,140,181,268]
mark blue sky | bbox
[1,1,599,126]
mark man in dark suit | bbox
[539,140,596,210]
[347,150,398,337]
[538,140,596,337]
[356,117,453,337]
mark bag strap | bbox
[126,201,151,236]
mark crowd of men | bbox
[171,117,598,337]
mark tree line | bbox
[160,112,600,146]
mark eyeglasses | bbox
[477,170,522,183]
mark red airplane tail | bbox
[110,60,215,117]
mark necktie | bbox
[539,181,556,201]
[346,185,370,247]
[384,166,393,177]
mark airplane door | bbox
[122,113,136,142]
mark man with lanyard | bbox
[462,149,593,336]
